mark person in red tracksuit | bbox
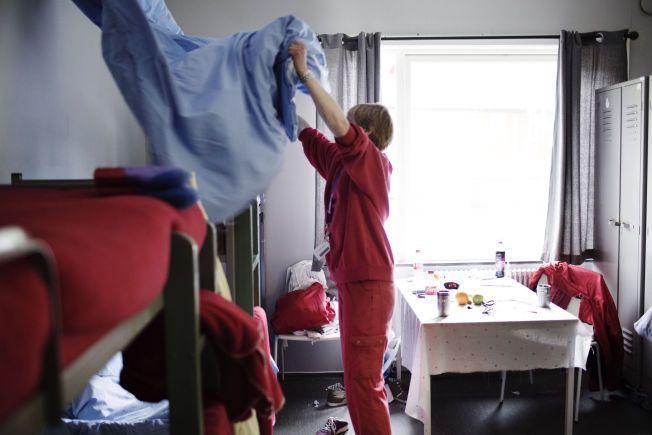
[289,41,395,435]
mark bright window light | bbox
[381,41,558,263]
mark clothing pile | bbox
[72,0,328,222]
[286,260,328,293]
[271,261,337,336]
[121,290,284,435]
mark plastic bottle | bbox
[425,270,437,295]
[495,241,506,278]
[412,249,426,288]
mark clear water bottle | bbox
[495,241,506,278]
[413,249,426,288]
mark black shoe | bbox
[316,417,349,434]
[326,382,346,407]
[387,378,408,403]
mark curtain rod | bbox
[377,30,639,42]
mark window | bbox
[381,41,558,263]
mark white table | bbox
[397,277,591,435]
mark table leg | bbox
[281,340,286,381]
[273,337,278,369]
[565,365,575,435]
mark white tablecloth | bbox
[397,277,592,434]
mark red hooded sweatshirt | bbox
[529,262,623,390]
[299,123,394,284]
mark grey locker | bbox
[595,87,622,306]
[644,77,652,396]
[620,79,647,386]
[595,77,648,388]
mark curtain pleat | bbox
[542,30,628,264]
[314,32,381,247]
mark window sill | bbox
[395,260,543,268]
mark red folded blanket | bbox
[121,291,284,433]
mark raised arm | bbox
[289,41,350,138]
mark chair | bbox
[499,274,604,422]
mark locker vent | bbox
[624,104,640,132]
[623,328,634,355]
[601,107,613,134]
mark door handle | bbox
[621,222,631,230]
[608,219,621,227]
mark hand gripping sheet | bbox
[72,0,328,221]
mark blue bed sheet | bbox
[71,0,328,221]
[45,354,169,435]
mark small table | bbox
[397,277,589,435]
[273,331,340,380]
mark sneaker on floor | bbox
[316,417,349,435]
[326,382,346,407]
[386,378,408,403]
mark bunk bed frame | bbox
[0,227,61,435]
[1,173,220,435]
[226,197,263,315]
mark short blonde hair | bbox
[348,103,393,151]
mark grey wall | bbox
[0,0,146,182]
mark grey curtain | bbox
[314,33,381,246]
[542,30,628,264]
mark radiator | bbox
[426,264,541,288]
[510,267,539,287]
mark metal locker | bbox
[619,78,648,387]
[595,87,622,306]
[643,77,652,396]
[595,77,649,389]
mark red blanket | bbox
[0,258,51,422]
[529,262,623,390]
[121,291,284,434]
[0,187,206,422]
[253,306,275,435]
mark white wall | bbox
[0,1,146,182]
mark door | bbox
[619,80,647,386]
[594,88,622,304]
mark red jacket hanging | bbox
[529,262,623,390]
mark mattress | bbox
[0,187,206,422]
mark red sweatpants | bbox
[338,281,395,435]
